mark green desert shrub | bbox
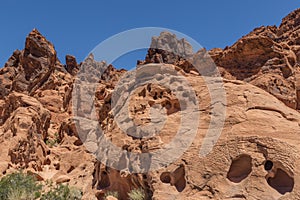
[40,183,82,200]
[45,133,60,148]
[128,188,146,200]
[104,190,119,199]
[0,171,82,200]
[0,171,42,200]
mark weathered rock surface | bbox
[142,11,300,111]
[88,62,300,199]
[0,8,300,200]
[147,76,300,200]
[0,29,96,199]
[208,10,300,110]
[65,55,79,75]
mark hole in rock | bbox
[138,88,146,97]
[67,166,75,174]
[73,139,83,146]
[43,158,51,165]
[153,92,158,100]
[160,165,186,192]
[264,160,273,171]
[172,165,186,192]
[147,84,151,92]
[159,91,163,98]
[231,194,246,199]
[267,168,294,195]
[227,154,252,183]
[54,163,60,170]
[160,172,171,183]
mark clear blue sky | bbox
[0,1,299,69]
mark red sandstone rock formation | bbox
[0,8,300,200]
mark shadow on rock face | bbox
[267,168,294,195]
[160,165,186,192]
[227,154,252,183]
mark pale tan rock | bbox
[105,196,118,200]
[55,175,71,184]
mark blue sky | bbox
[0,1,299,69]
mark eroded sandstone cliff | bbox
[0,8,300,200]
